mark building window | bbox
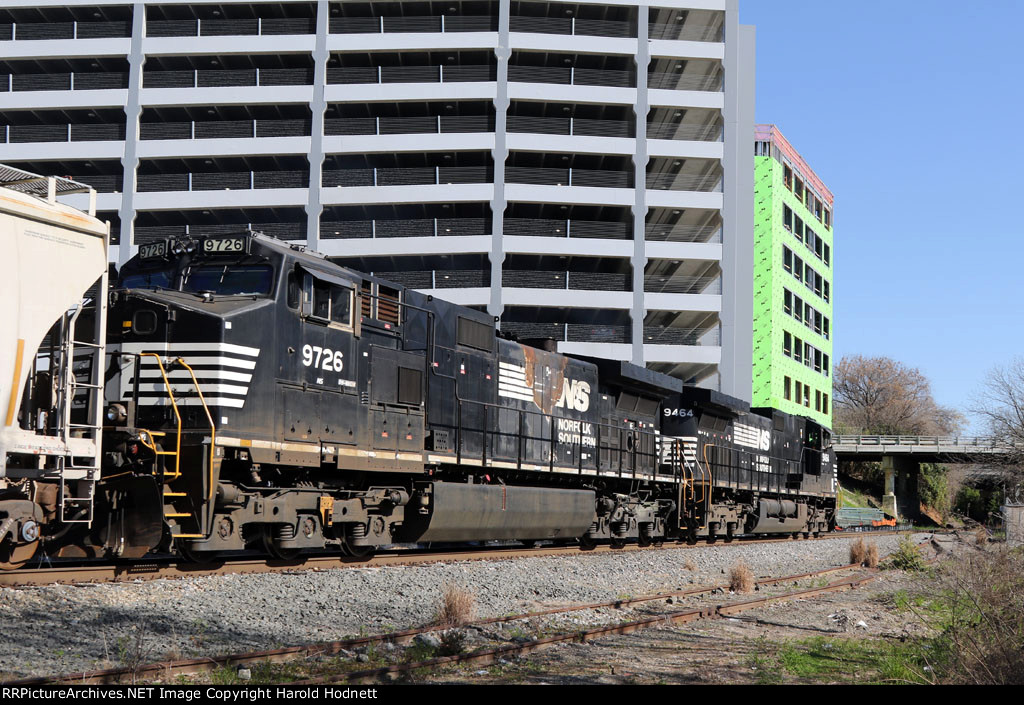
[784,376,791,401]
[823,393,829,414]
[792,294,803,322]
[823,317,830,340]
[783,204,793,231]
[814,197,822,221]
[783,332,792,357]
[815,389,821,411]
[793,335,803,363]
[823,354,830,376]
[784,289,792,316]
[784,164,792,189]
[824,243,831,267]
[793,215,804,243]
[824,208,831,229]
[804,385,811,407]
[793,254,804,283]
[794,177,804,201]
[823,280,830,303]
[783,247,793,274]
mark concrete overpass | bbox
[832,435,1018,520]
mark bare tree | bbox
[972,359,1024,497]
[833,355,964,436]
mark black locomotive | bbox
[49,232,835,561]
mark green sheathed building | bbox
[753,125,833,427]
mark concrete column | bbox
[117,2,146,266]
[630,9,650,366]
[305,0,329,251]
[881,455,897,519]
[488,0,511,321]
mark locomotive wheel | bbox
[578,534,597,551]
[609,536,627,549]
[261,528,301,561]
[176,544,222,565]
[339,526,374,559]
[636,533,653,548]
[0,539,37,570]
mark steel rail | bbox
[0,532,907,588]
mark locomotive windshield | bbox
[118,262,274,296]
[182,265,273,296]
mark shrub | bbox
[908,548,1024,684]
[884,537,926,572]
[730,561,754,593]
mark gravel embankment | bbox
[0,533,923,679]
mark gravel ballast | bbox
[0,533,923,679]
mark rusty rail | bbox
[6,537,934,686]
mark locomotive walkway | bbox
[832,435,1019,520]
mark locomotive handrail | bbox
[445,394,661,479]
[137,353,183,482]
[174,358,217,504]
[131,353,216,540]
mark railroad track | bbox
[0,531,907,588]
[5,534,940,686]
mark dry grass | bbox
[975,528,988,546]
[684,558,696,571]
[906,547,1024,684]
[850,538,867,566]
[729,561,754,594]
[434,585,475,627]
[865,541,879,568]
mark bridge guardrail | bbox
[834,435,1016,453]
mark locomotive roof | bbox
[248,232,410,291]
[679,387,750,417]
[569,355,682,398]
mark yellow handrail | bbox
[173,358,217,503]
[138,353,182,481]
[135,354,217,539]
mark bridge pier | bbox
[881,455,920,521]
[882,455,897,519]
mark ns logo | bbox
[555,378,591,412]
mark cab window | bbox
[303,273,353,328]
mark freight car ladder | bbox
[53,270,108,525]
[137,354,216,541]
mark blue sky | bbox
[740,0,1024,432]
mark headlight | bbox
[105,403,128,424]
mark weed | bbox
[849,538,866,565]
[729,561,753,594]
[434,584,475,627]
[437,629,467,656]
[683,558,696,571]
[884,537,926,572]
[865,541,879,568]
